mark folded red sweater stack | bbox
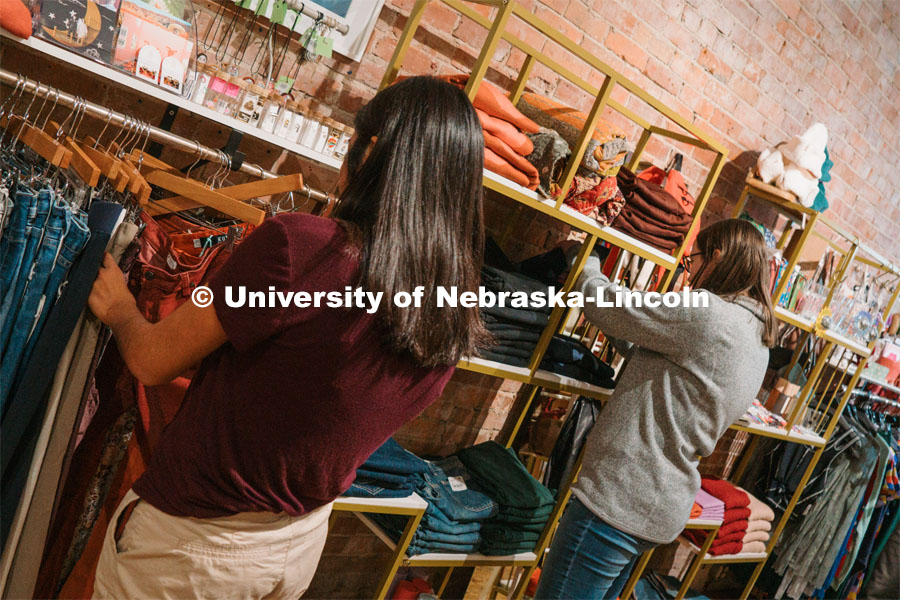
[440,74,541,190]
[685,479,774,556]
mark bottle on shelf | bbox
[190,63,217,106]
[274,100,298,139]
[259,92,285,134]
[323,120,344,157]
[236,83,268,127]
[333,126,353,160]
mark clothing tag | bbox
[270,0,287,24]
[166,254,177,270]
[193,234,228,248]
[315,35,333,58]
[274,75,294,94]
[448,476,467,492]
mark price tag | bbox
[270,0,287,25]
[274,75,294,94]
[315,34,333,58]
[448,476,467,492]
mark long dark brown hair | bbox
[332,76,490,367]
[693,219,777,347]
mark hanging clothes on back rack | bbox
[752,391,900,599]
[0,70,330,598]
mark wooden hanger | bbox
[82,135,125,187]
[147,173,305,215]
[145,169,266,225]
[1,114,72,167]
[109,141,151,203]
[48,120,100,187]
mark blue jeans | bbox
[0,189,37,326]
[0,200,66,406]
[17,209,90,372]
[418,457,498,524]
[534,497,657,600]
[361,438,429,476]
[0,189,51,350]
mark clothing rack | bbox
[0,68,332,206]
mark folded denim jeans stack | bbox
[370,456,500,556]
[455,442,556,555]
[343,438,428,499]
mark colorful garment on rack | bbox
[51,212,236,599]
[561,175,624,227]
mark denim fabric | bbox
[1,202,120,542]
[407,540,480,555]
[370,513,483,545]
[480,541,537,555]
[417,457,499,524]
[355,468,410,488]
[482,528,540,544]
[343,480,416,499]
[0,187,12,238]
[359,438,429,476]
[0,189,37,333]
[455,442,555,511]
[17,210,90,372]
[0,189,52,350]
[0,199,66,408]
[490,518,547,532]
[481,344,534,361]
[417,510,483,535]
[534,498,657,600]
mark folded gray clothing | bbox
[481,305,550,328]
[485,327,543,343]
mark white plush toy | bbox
[756,123,828,207]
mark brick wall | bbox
[194,0,899,256]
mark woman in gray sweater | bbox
[536,219,776,599]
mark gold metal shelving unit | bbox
[370,0,730,597]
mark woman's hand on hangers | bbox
[88,253,138,326]
[89,253,228,385]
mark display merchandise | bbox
[1,0,899,598]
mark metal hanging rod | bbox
[0,68,332,205]
[284,1,350,35]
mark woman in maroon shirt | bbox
[87,76,489,599]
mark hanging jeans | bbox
[1,201,121,546]
[534,497,657,600]
[0,188,38,335]
[0,199,83,407]
[0,189,52,350]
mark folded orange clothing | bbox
[476,108,533,156]
[690,502,702,519]
[484,130,539,182]
[484,147,534,189]
[441,74,540,134]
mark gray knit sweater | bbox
[571,255,769,544]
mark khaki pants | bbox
[93,490,333,599]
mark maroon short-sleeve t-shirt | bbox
[134,214,454,518]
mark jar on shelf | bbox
[203,70,232,112]
[291,100,314,145]
[259,92,284,134]
[274,100,297,139]
[190,63,217,105]
[322,120,344,157]
[333,126,354,160]
[236,83,267,126]
[299,110,324,149]
[312,117,332,154]
[212,75,244,117]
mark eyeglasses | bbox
[684,252,703,275]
